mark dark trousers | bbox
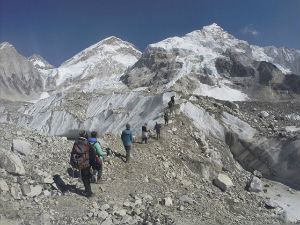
[124,145,131,162]
[156,132,160,139]
[142,137,148,144]
[164,119,168,125]
[81,167,92,195]
[93,163,103,179]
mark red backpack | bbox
[70,138,91,169]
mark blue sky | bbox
[0,0,299,66]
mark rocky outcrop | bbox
[122,47,183,88]
[0,148,25,175]
[215,51,255,77]
[256,61,284,86]
[0,42,44,100]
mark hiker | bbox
[88,131,107,183]
[121,124,133,163]
[70,130,94,197]
[164,111,169,125]
[171,96,175,106]
[154,122,161,139]
[142,123,149,144]
[168,101,174,116]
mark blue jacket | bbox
[88,138,107,161]
[121,129,133,146]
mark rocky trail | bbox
[1,104,295,225]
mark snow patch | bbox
[193,82,249,101]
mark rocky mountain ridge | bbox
[0,42,44,101]
[1,23,299,101]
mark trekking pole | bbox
[72,169,75,178]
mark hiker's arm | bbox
[96,142,107,156]
[130,132,133,142]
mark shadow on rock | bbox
[53,174,86,197]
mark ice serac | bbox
[179,101,300,189]
[50,36,142,92]
[0,42,44,100]
[18,91,175,138]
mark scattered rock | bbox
[10,186,22,200]
[0,179,9,192]
[12,139,32,156]
[101,217,113,225]
[259,111,269,118]
[98,210,109,219]
[0,148,25,175]
[100,204,110,211]
[43,175,54,184]
[179,195,193,204]
[253,170,263,178]
[28,185,43,197]
[213,173,233,191]
[247,176,262,193]
[264,200,280,209]
[162,197,173,206]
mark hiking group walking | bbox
[69,96,175,197]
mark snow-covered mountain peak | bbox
[45,36,142,88]
[202,23,226,34]
[149,23,241,52]
[28,54,54,70]
[61,36,141,67]
[0,42,14,50]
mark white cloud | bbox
[241,25,259,37]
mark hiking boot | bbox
[85,191,95,198]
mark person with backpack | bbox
[164,111,169,125]
[70,130,94,197]
[88,131,107,183]
[154,122,161,139]
[142,123,149,144]
[121,124,133,163]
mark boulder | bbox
[213,173,233,191]
[179,195,193,204]
[162,197,173,206]
[0,148,25,175]
[0,179,9,192]
[259,111,269,118]
[21,184,31,196]
[12,139,32,156]
[10,186,22,200]
[97,210,109,219]
[247,176,262,192]
[21,184,42,197]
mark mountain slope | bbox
[44,36,142,92]
[122,23,300,101]
[0,42,44,100]
[28,54,55,70]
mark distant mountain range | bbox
[0,23,299,101]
